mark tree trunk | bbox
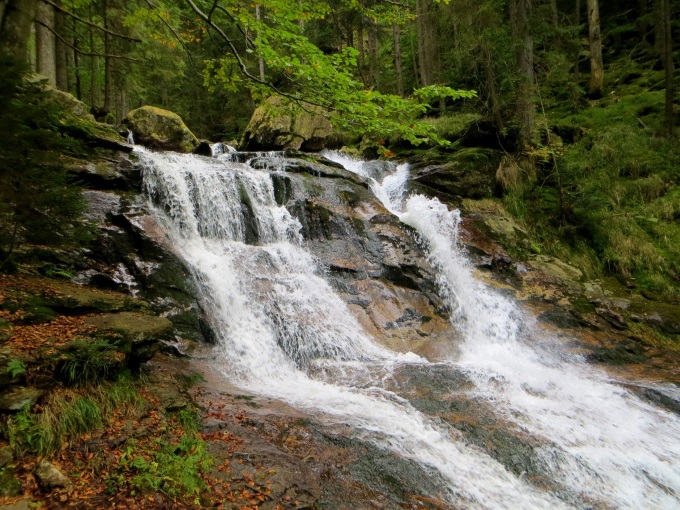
[393,22,403,96]
[510,0,535,146]
[103,0,112,115]
[35,1,56,83]
[356,18,366,84]
[659,0,674,137]
[367,19,378,87]
[73,17,82,100]
[89,6,98,107]
[586,0,603,98]
[0,0,37,60]
[54,0,67,90]
[574,0,580,86]
[483,43,504,130]
[255,4,265,81]
[416,0,437,86]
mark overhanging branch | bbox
[41,0,142,43]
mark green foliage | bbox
[57,337,126,386]
[174,408,200,433]
[7,379,143,456]
[0,56,92,266]
[6,359,26,378]
[112,435,212,501]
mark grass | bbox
[57,336,126,386]
[502,77,680,296]
[7,378,144,456]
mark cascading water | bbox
[137,147,575,509]
[324,150,680,509]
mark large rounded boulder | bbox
[240,96,333,152]
[124,106,199,153]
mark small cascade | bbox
[139,147,572,510]
[324,150,680,510]
[126,129,135,145]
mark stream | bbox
[138,147,680,509]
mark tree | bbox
[35,0,57,83]
[586,0,603,97]
[0,0,38,59]
[184,0,474,147]
[509,0,535,145]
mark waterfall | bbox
[138,147,576,509]
[324,150,680,510]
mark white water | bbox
[324,150,680,509]
[138,148,575,509]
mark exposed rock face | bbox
[256,154,456,355]
[124,106,200,153]
[240,96,333,152]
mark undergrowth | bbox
[6,378,143,456]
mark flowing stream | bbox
[138,147,680,509]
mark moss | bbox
[0,466,21,497]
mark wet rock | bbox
[412,148,501,199]
[193,140,213,156]
[67,152,140,190]
[35,460,73,491]
[0,387,44,412]
[538,309,582,329]
[240,96,333,151]
[124,106,200,153]
[84,197,206,342]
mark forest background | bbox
[0,0,679,297]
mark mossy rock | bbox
[240,96,332,151]
[45,281,146,313]
[528,255,583,283]
[84,312,172,341]
[124,106,200,153]
[0,465,22,498]
[42,86,129,152]
[412,148,501,199]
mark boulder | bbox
[41,86,130,152]
[84,312,172,340]
[124,106,200,153]
[0,387,44,412]
[412,148,501,199]
[240,96,333,152]
[35,460,73,491]
[85,312,173,370]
